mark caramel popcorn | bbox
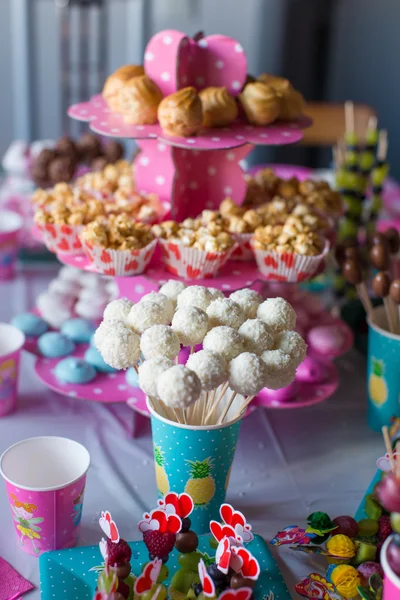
[81,214,154,251]
[253,224,324,256]
[151,219,234,252]
[75,159,133,195]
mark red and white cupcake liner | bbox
[35,222,84,255]
[159,238,237,280]
[230,233,254,261]
[80,238,157,276]
[251,239,330,283]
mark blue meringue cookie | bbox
[11,313,48,337]
[54,357,96,384]
[38,332,75,358]
[61,318,97,343]
[84,346,118,373]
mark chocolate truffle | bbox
[103,140,124,163]
[372,271,391,298]
[35,148,56,168]
[369,231,387,247]
[390,280,400,304]
[370,243,390,271]
[385,227,400,254]
[175,530,199,553]
[342,259,363,285]
[76,132,102,162]
[91,156,109,171]
[231,574,256,589]
[55,136,78,160]
[31,163,49,187]
[48,156,76,184]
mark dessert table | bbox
[0,264,384,599]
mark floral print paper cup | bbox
[0,323,25,417]
[0,436,90,556]
[147,399,241,534]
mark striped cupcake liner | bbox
[159,238,237,280]
[80,238,157,277]
[230,232,254,261]
[35,222,84,255]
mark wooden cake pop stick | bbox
[342,258,374,321]
[205,381,229,423]
[372,271,396,333]
[218,390,238,424]
[390,279,400,335]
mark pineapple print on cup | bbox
[369,358,388,406]
[154,445,169,496]
[184,458,216,507]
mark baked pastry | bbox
[102,64,144,111]
[158,87,203,137]
[239,81,280,126]
[118,75,163,125]
[199,86,238,127]
[257,73,304,120]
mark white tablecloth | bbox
[0,264,383,599]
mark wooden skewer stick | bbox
[383,297,396,333]
[382,426,396,471]
[356,283,374,322]
[218,391,238,424]
[203,389,216,425]
[173,408,182,424]
[134,364,139,374]
[378,129,388,162]
[367,115,378,132]
[345,100,355,135]
[236,395,255,419]
[205,381,229,423]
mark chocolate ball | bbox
[230,574,255,589]
[31,163,49,187]
[385,227,400,254]
[110,562,131,579]
[372,271,391,298]
[370,243,390,271]
[390,280,400,305]
[369,231,387,247]
[91,156,109,171]
[55,136,78,159]
[342,259,363,285]
[175,530,199,553]
[48,156,76,184]
[35,148,57,168]
[77,132,102,162]
[103,140,124,163]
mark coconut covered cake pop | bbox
[238,318,274,354]
[257,297,296,333]
[158,279,186,305]
[176,285,212,312]
[103,297,133,323]
[138,357,174,399]
[172,306,208,346]
[139,292,174,322]
[95,319,140,369]
[127,301,170,334]
[156,365,201,409]
[187,349,228,391]
[207,287,225,301]
[273,330,307,368]
[203,326,244,362]
[140,324,180,360]
[229,288,262,319]
[206,298,246,330]
[228,352,266,396]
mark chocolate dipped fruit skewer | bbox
[369,240,390,273]
[342,258,374,321]
[372,272,397,334]
[389,279,400,334]
[385,227,400,279]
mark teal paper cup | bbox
[367,306,400,431]
[147,399,241,534]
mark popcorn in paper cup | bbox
[159,238,237,280]
[35,221,84,255]
[81,238,157,277]
[251,238,329,283]
[230,232,254,261]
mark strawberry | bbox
[143,530,176,558]
[106,538,132,566]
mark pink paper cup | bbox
[0,323,25,417]
[382,536,400,599]
[0,210,23,280]
[0,436,90,556]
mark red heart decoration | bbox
[161,246,170,259]
[186,265,201,278]
[206,252,219,260]
[61,225,72,235]
[100,249,112,264]
[198,559,215,597]
[234,547,260,580]
[217,538,231,573]
[135,575,152,595]
[263,255,278,269]
[45,224,56,238]
[168,243,181,260]
[57,238,70,252]
[166,265,178,276]
[219,589,253,600]
[164,492,194,518]
[131,248,140,256]
[281,252,295,268]
[165,513,182,534]
[125,259,139,272]
[210,520,236,542]
[103,268,116,276]
[220,504,245,529]
[73,238,82,250]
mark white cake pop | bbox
[206,298,245,330]
[171,306,208,346]
[257,297,296,334]
[80,287,110,304]
[274,330,307,368]
[208,287,225,301]
[94,319,140,369]
[48,278,81,298]
[140,292,174,322]
[159,280,187,303]
[140,325,180,360]
[36,292,73,328]
[58,266,81,282]
[177,285,212,312]
[138,357,174,399]
[79,272,107,289]
[103,298,134,323]
[75,300,106,320]
[156,365,201,409]
[229,289,262,319]
[186,349,228,391]
[261,349,295,377]
[264,366,297,390]
[127,301,169,334]
[203,326,244,362]
[238,319,274,354]
[228,352,266,396]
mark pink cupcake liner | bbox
[251,239,329,283]
[35,222,84,255]
[230,232,254,261]
[159,238,237,280]
[81,238,157,276]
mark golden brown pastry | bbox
[158,87,203,137]
[257,74,304,120]
[118,75,163,125]
[239,82,280,126]
[199,86,238,127]
[102,65,145,111]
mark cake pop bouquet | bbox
[93,281,307,425]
